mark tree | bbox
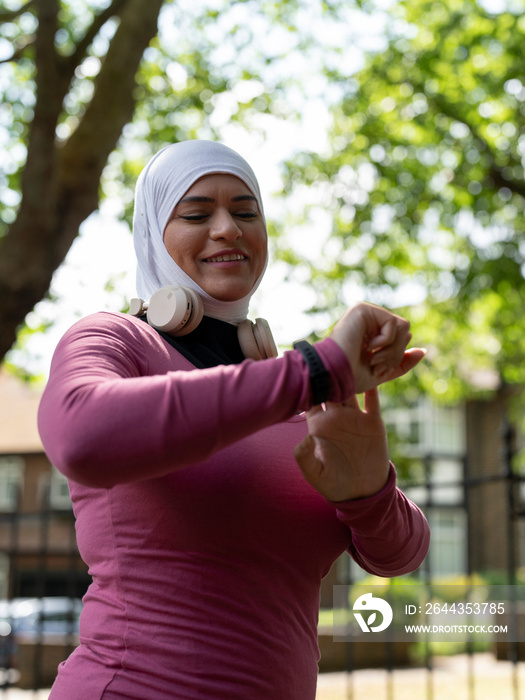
[1,0,358,369]
[0,0,173,362]
[280,0,525,400]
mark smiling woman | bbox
[131,140,269,325]
[37,139,429,700]
[163,174,267,301]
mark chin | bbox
[209,292,249,302]
[204,284,254,302]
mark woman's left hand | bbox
[293,389,390,502]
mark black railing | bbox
[332,412,524,700]
[0,413,522,698]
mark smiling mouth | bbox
[203,254,247,263]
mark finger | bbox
[305,404,326,419]
[370,337,412,373]
[369,331,413,360]
[326,396,360,411]
[371,336,416,373]
[342,395,360,410]
[363,388,381,416]
[369,327,412,364]
[378,348,427,383]
[395,347,427,375]
[367,317,397,351]
[368,316,411,353]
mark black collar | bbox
[140,315,245,368]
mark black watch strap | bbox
[293,340,331,405]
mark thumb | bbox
[294,434,322,479]
[388,347,427,380]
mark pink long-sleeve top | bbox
[38,311,430,700]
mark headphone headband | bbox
[129,286,277,360]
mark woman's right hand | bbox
[329,302,426,393]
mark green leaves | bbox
[1,0,524,404]
[282,0,525,401]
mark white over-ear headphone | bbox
[129,286,278,361]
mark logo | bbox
[352,593,393,633]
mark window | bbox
[403,459,464,506]
[0,553,9,599]
[430,404,465,455]
[427,508,467,577]
[0,457,24,511]
[384,399,465,458]
[48,470,72,510]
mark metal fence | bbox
[332,412,525,700]
[0,412,522,698]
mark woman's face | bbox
[163,174,267,302]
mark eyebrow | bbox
[178,195,257,204]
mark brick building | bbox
[0,373,89,601]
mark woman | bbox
[38,140,429,699]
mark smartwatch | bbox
[293,340,331,405]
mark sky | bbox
[6,0,398,377]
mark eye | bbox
[180,213,209,222]
[234,211,258,220]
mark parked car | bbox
[0,618,18,687]
[0,597,82,644]
[0,598,81,688]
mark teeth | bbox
[206,254,246,262]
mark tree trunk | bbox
[0,0,165,363]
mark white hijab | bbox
[133,140,267,324]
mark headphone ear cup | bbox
[237,318,278,360]
[237,320,262,360]
[175,288,204,336]
[252,318,278,359]
[146,286,204,336]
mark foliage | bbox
[0,0,169,362]
[0,0,361,367]
[280,0,525,401]
[2,0,525,411]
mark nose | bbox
[209,209,242,241]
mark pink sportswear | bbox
[38,312,430,699]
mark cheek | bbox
[164,227,194,269]
[163,226,175,257]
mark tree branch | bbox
[428,92,525,197]
[0,0,166,362]
[489,166,525,198]
[21,0,62,209]
[0,35,35,63]
[381,42,525,202]
[375,59,524,200]
[59,0,129,84]
[59,0,164,187]
[0,0,35,23]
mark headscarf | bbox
[132,140,267,325]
